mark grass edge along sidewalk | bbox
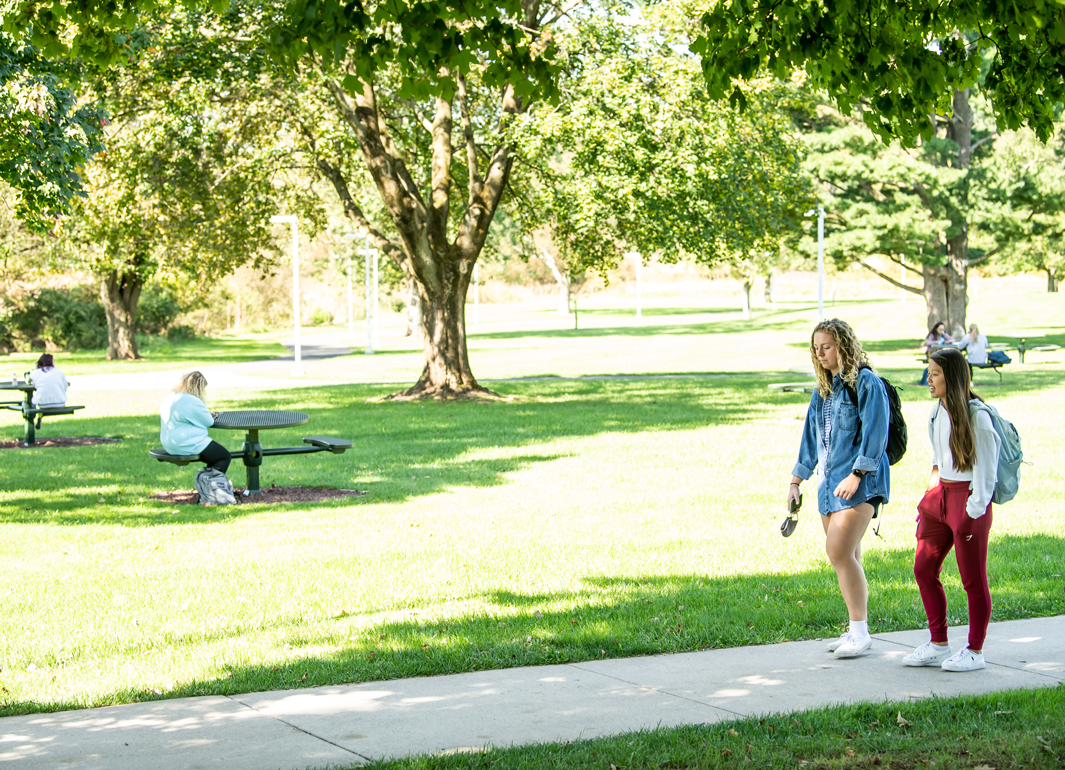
[349,685,1065,770]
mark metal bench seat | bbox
[302,436,353,453]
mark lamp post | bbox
[269,215,302,376]
[804,207,825,321]
[625,251,642,317]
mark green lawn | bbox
[0,289,1062,718]
[350,685,1065,770]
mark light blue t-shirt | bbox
[160,392,214,455]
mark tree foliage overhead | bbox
[0,35,106,231]
[694,0,1065,146]
[515,6,812,279]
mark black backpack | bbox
[844,366,907,466]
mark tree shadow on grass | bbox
[0,377,771,526]
[6,534,1061,716]
[3,368,1065,526]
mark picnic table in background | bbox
[0,378,83,446]
[150,409,352,496]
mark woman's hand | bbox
[786,482,801,512]
[834,473,861,500]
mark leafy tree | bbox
[243,0,564,397]
[694,0,1065,146]
[58,23,320,360]
[795,88,1005,337]
[513,7,812,305]
[976,125,1065,292]
[796,86,1065,334]
[0,35,106,231]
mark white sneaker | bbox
[902,641,953,667]
[834,635,872,658]
[827,632,850,652]
[942,647,985,672]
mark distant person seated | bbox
[31,353,68,407]
[160,371,231,473]
[957,323,990,366]
[919,321,955,385]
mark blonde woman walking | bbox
[788,319,891,658]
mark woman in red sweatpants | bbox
[904,348,1000,672]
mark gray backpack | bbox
[968,400,1023,505]
[195,468,237,505]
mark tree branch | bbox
[315,156,406,268]
[427,89,453,257]
[858,258,923,294]
[456,72,482,198]
[323,70,434,278]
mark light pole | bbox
[357,228,380,354]
[269,215,302,376]
[805,207,825,321]
[342,233,358,339]
[625,251,642,317]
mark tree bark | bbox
[935,88,973,339]
[741,279,752,320]
[314,1,540,399]
[99,270,143,360]
[1048,267,1058,293]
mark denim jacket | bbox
[792,368,891,514]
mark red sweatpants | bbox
[914,479,993,650]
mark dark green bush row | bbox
[0,283,191,351]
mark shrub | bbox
[8,287,108,350]
[136,284,185,336]
[166,324,196,341]
[308,307,334,326]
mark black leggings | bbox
[198,440,231,474]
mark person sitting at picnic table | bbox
[919,321,955,385]
[160,371,230,473]
[956,323,989,366]
[30,354,68,407]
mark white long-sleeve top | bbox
[31,367,68,406]
[957,333,989,364]
[929,400,1001,518]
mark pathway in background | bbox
[3,616,1062,770]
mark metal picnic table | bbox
[150,409,352,496]
[0,379,84,445]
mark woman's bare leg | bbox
[821,503,875,621]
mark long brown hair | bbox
[930,348,983,472]
[811,319,872,397]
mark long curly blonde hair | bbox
[175,370,208,403]
[811,319,872,397]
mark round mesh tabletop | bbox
[212,410,309,430]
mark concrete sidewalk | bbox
[2,616,1062,769]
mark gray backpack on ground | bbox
[195,468,236,505]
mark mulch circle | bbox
[0,437,122,449]
[150,485,367,505]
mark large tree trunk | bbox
[933,88,973,339]
[1047,267,1059,293]
[100,270,143,360]
[316,0,539,400]
[399,260,478,398]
